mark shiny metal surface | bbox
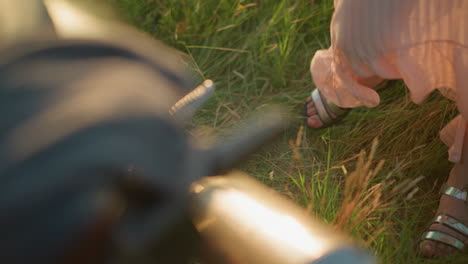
[170,79,215,120]
[191,171,376,264]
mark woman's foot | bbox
[305,76,385,129]
[305,96,324,128]
[419,163,468,257]
[305,95,326,128]
[304,89,349,129]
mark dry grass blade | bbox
[333,138,421,247]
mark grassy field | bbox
[110,0,467,263]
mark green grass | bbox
[109,0,467,263]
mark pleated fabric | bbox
[310,0,468,162]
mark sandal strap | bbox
[440,184,467,203]
[433,214,468,236]
[311,89,333,124]
[421,231,465,250]
[324,97,349,117]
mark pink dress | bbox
[311,0,468,163]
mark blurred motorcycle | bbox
[0,1,376,263]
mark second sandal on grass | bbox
[420,184,468,254]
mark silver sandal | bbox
[420,184,468,251]
[305,81,390,128]
[305,88,350,127]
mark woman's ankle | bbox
[448,162,468,188]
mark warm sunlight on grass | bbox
[111,0,467,263]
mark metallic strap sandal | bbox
[305,81,390,128]
[305,89,350,127]
[420,184,468,251]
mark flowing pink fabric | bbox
[311,0,468,162]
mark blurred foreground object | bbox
[0,1,376,263]
[191,172,375,264]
